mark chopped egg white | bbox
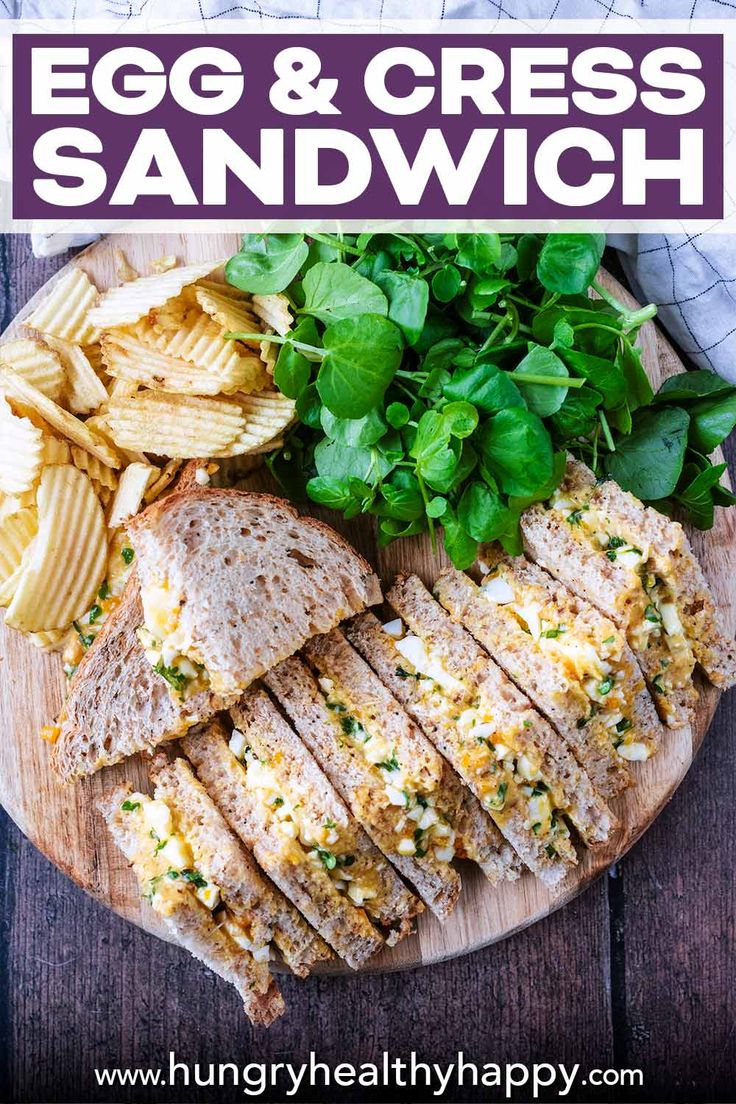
[229,729,248,760]
[481,576,515,604]
[159,836,193,871]
[381,618,404,639]
[397,837,416,856]
[394,634,465,694]
[195,883,221,910]
[617,741,650,762]
[194,468,210,486]
[141,799,173,839]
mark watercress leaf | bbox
[441,505,479,570]
[444,362,526,413]
[302,262,387,324]
[673,462,728,530]
[373,471,424,521]
[426,496,448,519]
[687,391,736,454]
[655,370,735,403]
[512,345,569,417]
[432,265,463,303]
[377,516,428,545]
[478,408,555,497]
[507,451,567,511]
[533,302,620,358]
[617,342,654,411]
[303,238,341,275]
[375,271,429,346]
[558,348,626,408]
[226,233,308,294]
[453,439,478,485]
[320,407,387,447]
[272,316,320,399]
[274,344,310,400]
[515,234,543,281]
[386,401,410,428]
[455,234,502,275]
[468,276,511,311]
[457,481,514,542]
[306,476,355,511]
[314,439,394,486]
[606,401,633,436]
[317,314,403,418]
[295,382,322,428]
[552,319,575,349]
[604,407,689,500]
[549,386,602,440]
[410,410,459,491]
[442,401,479,439]
[536,234,605,294]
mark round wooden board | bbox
[1,233,734,976]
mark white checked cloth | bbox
[3,0,736,381]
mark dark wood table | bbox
[1,236,734,1104]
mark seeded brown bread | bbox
[98,783,284,1026]
[127,488,383,697]
[182,707,420,969]
[52,577,230,781]
[434,563,663,799]
[149,756,331,976]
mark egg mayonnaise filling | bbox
[479,562,652,762]
[62,532,136,677]
[227,729,381,909]
[381,621,576,863]
[550,486,695,707]
[137,576,211,701]
[314,674,456,865]
[120,792,270,962]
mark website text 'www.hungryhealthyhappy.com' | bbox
[93,1050,644,1098]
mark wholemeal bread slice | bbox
[149,755,331,977]
[182,704,421,970]
[265,633,519,914]
[346,577,617,889]
[127,487,382,698]
[435,557,666,798]
[53,577,229,781]
[521,457,736,726]
[98,782,284,1026]
[53,484,381,780]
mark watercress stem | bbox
[509,373,586,389]
[416,471,437,553]
[599,409,616,452]
[224,331,324,359]
[308,232,362,256]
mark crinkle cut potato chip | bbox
[42,334,108,414]
[131,313,268,393]
[102,326,265,397]
[0,365,122,469]
[25,267,101,345]
[214,390,296,457]
[106,391,245,458]
[42,437,71,466]
[87,259,226,329]
[0,507,38,587]
[70,446,119,492]
[107,462,157,528]
[252,294,293,336]
[0,397,45,494]
[5,465,107,633]
[193,282,261,344]
[0,338,64,402]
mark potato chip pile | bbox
[0,254,295,668]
